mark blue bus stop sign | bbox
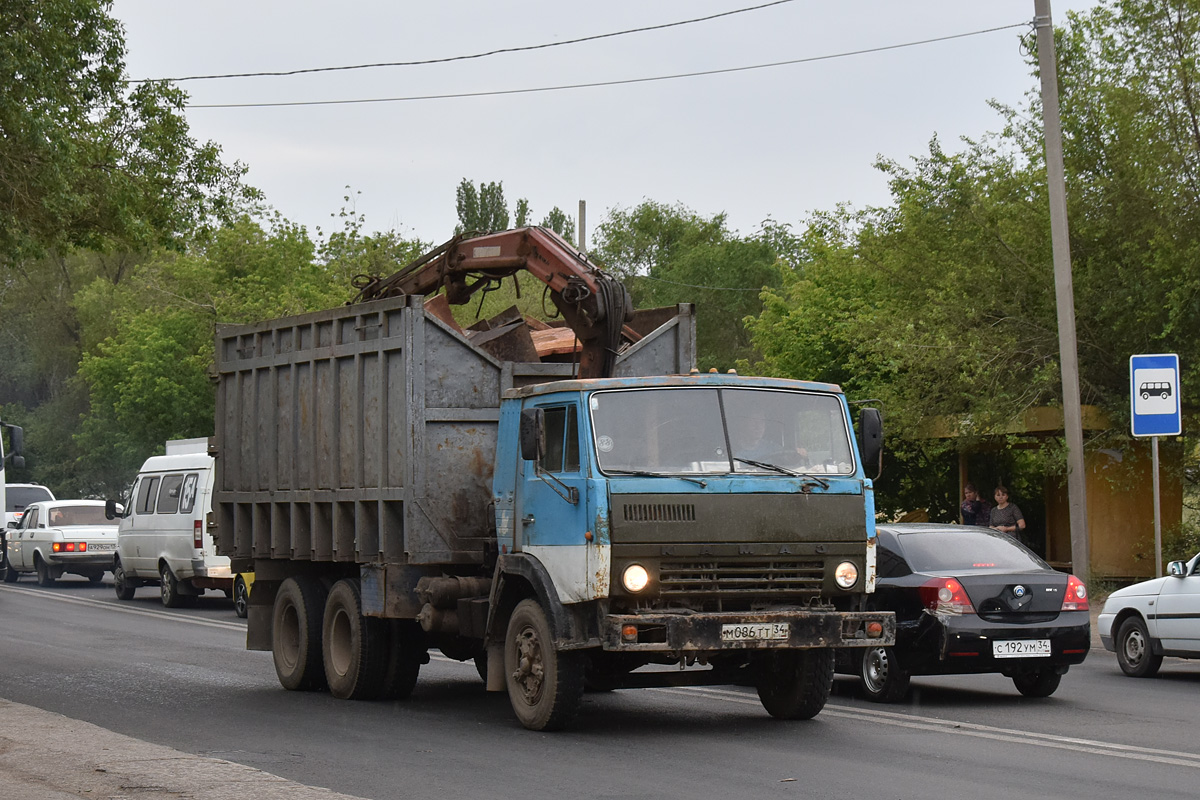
[1130,353,1181,437]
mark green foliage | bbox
[592,202,783,370]
[455,179,509,234]
[745,0,1200,517]
[0,0,252,265]
[540,206,576,243]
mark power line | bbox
[135,0,797,83]
[186,23,1029,110]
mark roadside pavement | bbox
[0,698,367,800]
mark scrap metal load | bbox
[349,226,654,379]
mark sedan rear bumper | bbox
[899,610,1091,675]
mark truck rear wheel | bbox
[272,576,328,691]
[381,620,425,700]
[322,579,389,700]
[755,648,834,720]
[504,599,584,731]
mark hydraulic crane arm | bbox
[350,227,633,378]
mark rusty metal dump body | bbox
[212,295,695,569]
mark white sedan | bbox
[3,500,120,586]
[1098,551,1200,676]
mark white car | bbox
[4,483,55,528]
[1098,551,1200,676]
[3,500,120,586]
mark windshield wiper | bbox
[606,469,708,487]
[732,458,830,489]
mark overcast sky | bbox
[111,0,1101,246]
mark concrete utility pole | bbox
[578,200,587,251]
[1035,0,1090,576]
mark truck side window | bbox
[179,473,199,514]
[157,474,185,514]
[540,406,579,474]
[137,477,160,514]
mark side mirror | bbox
[10,455,24,470]
[858,407,883,480]
[520,408,546,463]
[105,499,119,520]
[9,425,23,455]
[1167,560,1186,578]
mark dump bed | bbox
[213,295,695,567]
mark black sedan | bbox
[836,523,1090,702]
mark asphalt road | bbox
[2,575,1199,800]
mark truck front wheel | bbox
[504,599,584,731]
[322,579,388,700]
[755,648,834,720]
[272,576,328,691]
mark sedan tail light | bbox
[51,542,87,552]
[1061,574,1088,611]
[919,577,975,615]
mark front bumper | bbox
[601,609,895,653]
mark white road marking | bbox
[9,586,1196,769]
[658,685,1200,769]
[0,584,245,632]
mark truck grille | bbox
[659,557,824,598]
[623,503,696,523]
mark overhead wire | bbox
[184,23,1030,110]
[133,0,798,83]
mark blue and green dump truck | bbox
[212,227,894,730]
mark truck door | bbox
[518,402,600,602]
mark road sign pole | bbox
[1152,436,1162,577]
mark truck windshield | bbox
[589,387,855,476]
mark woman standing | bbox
[989,485,1027,546]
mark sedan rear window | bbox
[48,506,111,526]
[894,530,1049,573]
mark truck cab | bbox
[482,374,891,727]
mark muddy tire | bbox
[756,648,834,720]
[504,599,584,731]
[381,620,425,700]
[272,576,328,691]
[159,563,191,608]
[322,579,389,700]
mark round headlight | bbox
[834,561,859,589]
[622,564,650,593]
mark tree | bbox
[0,0,250,265]
[455,179,509,234]
[745,0,1200,521]
[593,202,783,370]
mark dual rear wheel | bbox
[271,576,425,699]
